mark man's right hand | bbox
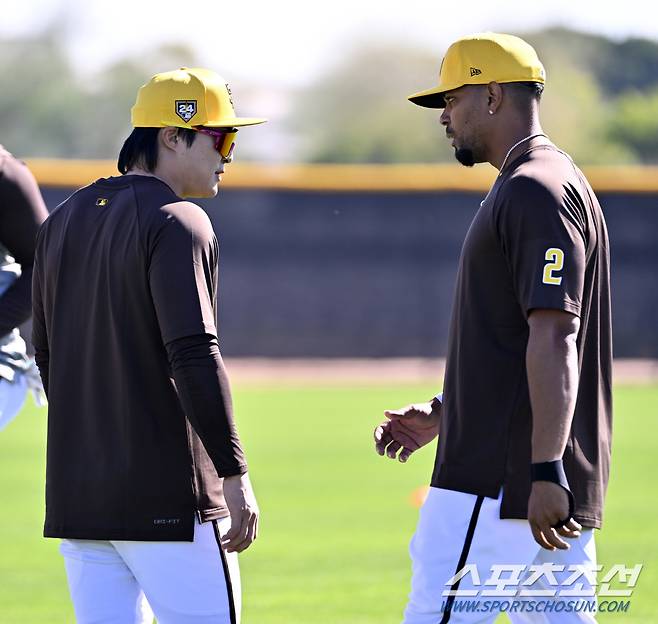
[374,400,440,463]
[221,472,259,553]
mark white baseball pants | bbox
[403,487,597,624]
[60,516,240,624]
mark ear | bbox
[486,82,504,115]
[159,127,182,153]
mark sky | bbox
[2,0,658,87]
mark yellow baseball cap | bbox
[408,33,546,108]
[131,67,267,128]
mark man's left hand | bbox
[528,480,581,550]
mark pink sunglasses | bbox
[192,127,237,159]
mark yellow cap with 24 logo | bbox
[131,67,267,129]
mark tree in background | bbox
[0,26,200,160]
[526,27,643,164]
[0,30,82,159]
[287,43,455,163]
[3,25,658,164]
[607,89,658,163]
[536,61,637,165]
[528,27,658,95]
[291,28,658,164]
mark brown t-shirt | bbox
[32,174,247,541]
[433,145,612,529]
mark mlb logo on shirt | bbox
[175,100,197,123]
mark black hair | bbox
[117,127,197,174]
[506,81,545,102]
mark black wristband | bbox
[531,460,576,528]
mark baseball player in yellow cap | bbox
[33,68,266,623]
[375,34,611,623]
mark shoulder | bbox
[161,200,213,233]
[122,177,204,225]
[499,170,558,206]
[152,201,216,253]
[0,149,40,194]
[44,182,96,221]
[492,173,558,234]
[0,145,15,178]
[124,177,212,236]
[500,147,581,202]
[495,155,575,224]
[494,150,590,242]
[38,183,93,232]
[0,145,18,177]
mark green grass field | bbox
[0,384,656,623]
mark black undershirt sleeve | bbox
[32,229,49,396]
[0,153,48,337]
[165,333,247,478]
[34,345,49,397]
[32,256,49,396]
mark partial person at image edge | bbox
[0,146,48,432]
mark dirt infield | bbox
[224,358,658,385]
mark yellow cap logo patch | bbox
[175,100,197,123]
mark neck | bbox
[488,117,545,171]
[125,165,183,197]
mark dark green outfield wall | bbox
[40,186,658,358]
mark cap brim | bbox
[408,86,446,109]
[206,117,267,128]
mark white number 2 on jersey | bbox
[543,248,564,285]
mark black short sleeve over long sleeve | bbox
[147,201,246,477]
[33,175,246,540]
